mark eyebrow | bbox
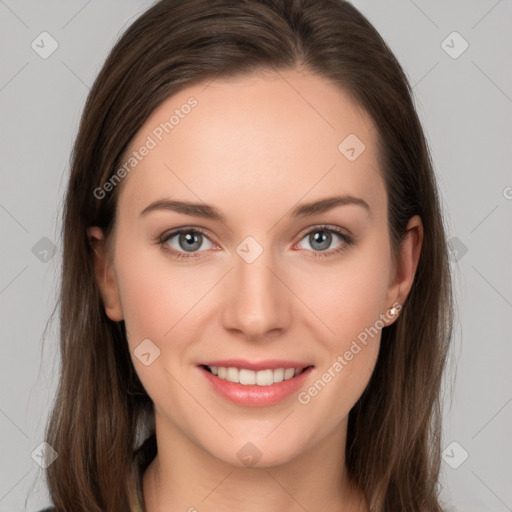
[139,194,371,222]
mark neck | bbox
[142,413,368,512]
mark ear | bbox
[87,226,124,322]
[384,215,423,324]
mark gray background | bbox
[1,1,511,511]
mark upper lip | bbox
[200,359,314,371]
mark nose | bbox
[220,247,292,342]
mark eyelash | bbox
[158,225,355,260]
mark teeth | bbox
[239,368,256,385]
[256,369,273,386]
[284,368,295,380]
[273,368,284,383]
[207,366,304,386]
[226,367,239,383]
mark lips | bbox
[198,359,314,407]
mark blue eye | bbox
[295,226,354,257]
[159,225,354,260]
[160,228,214,258]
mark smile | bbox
[204,365,308,386]
[198,360,314,407]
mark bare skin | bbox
[88,67,423,511]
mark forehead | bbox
[117,69,384,223]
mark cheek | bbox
[114,243,192,351]
[296,336,380,448]
[292,243,391,342]
[114,241,224,394]
[114,247,202,410]
[289,241,390,413]
[295,257,389,424]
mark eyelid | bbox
[295,222,354,240]
[159,224,213,239]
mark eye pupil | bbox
[310,230,331,251]
[180,232,202,251]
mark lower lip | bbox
[199,366,314,407]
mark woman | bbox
[40,0,453,510]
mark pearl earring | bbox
[389,305,400,317]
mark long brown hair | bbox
[41,0,454,510]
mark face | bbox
[89,68,420,468]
